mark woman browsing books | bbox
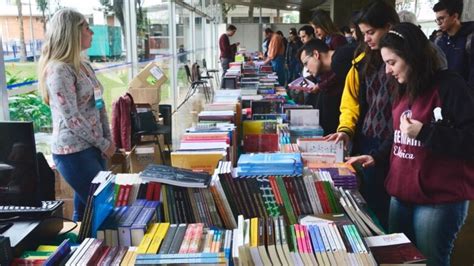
[346,23,474,266]
[38,9,115,221]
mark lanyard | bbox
[81,62,104,109]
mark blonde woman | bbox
[38,8,115,221]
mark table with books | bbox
[9,60,426,265]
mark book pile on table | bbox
[237,153,303,176]
[135,223,232,265]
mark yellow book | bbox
[171,151,226,174]
[243,120,276,135]
[127,251,138,266]
[36,245,57,252]
[147,222,171,253]
[250,217,258,247]
[162,185,169,222]
[120,247,136,266]
[136,223,160,254]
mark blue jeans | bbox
[389,197,469,266]
[53,147,106,222]
[271,55,286,86]
[287,60,302,83]
[358,134,390,230]
[220,58,230,76]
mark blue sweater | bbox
[435,21,474,89]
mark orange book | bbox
[171,152,226,174]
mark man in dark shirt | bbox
[298,39,355,134]
[433,0,474,88]
[286,28,303,83]
[219,24,240,74]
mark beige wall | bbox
[0,15,45,42]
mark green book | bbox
[289,225,298,252]
[275,176,297,225]
[323,181,340,213]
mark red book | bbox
[315,181,330,213]
[366,233,426,264]
[116,185,125,207]
[145,182,155,200]
[269,176,283,205]
[122,185,132,206]
[95,246,111,265]
[283,176,301,216]
[152,182,162,201]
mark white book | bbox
[66,238,94,266]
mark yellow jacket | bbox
[337,52,366,138]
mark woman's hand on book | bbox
[345,155,375,168]
[324,132,350,148]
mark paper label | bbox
[149,66,164,80]
[364,233,411,247]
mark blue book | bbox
[117,201,146,246]
[313,225,327,252]
[105,206,129,247]
[43,239,71,266]
[136,252,225,260]
[130,207,157,246]
[308,225,322,253]
[135,257,227,265]
[92,174,115,237]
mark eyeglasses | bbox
[435,15,448,24]
[302,54,313,67]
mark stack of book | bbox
[242,120,279,153]
[237,153,303,176]
[172,132,229,173]
[213,89,241,103]
[298,138,345,164]
[288,109,325,141]
[365,233,426,264]
[11,240,71,265]
[78,171,115,241]
[216,161,341,225]
[160,184,224,227]
[135,223,233,265]
[140,164,212,189]
[308,164,358,189]
[337,188,385,237]
[232,214,377,266]
[289,126,325,141]
[65,238,136,265]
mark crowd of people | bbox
[218,1,474,265]
[37,0,473,265]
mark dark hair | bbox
[227,24,237,31]
[289,27,297,36]
[379,23,441,103]
[340,26,351,34]
[264,28,274,34]
[351,10,365,56]
[297,38,330,63]
[310,9,341,35]
[433,0,463,16]
[276,30,284,37]
[357,0,400,78]
[298,25,315,37]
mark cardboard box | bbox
[128,62,168,104]
[107,150,131,174]
[130,144,163,173]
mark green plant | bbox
[9,93,52,132]
[6,70,35,86]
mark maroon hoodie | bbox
[385,70,474,204]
